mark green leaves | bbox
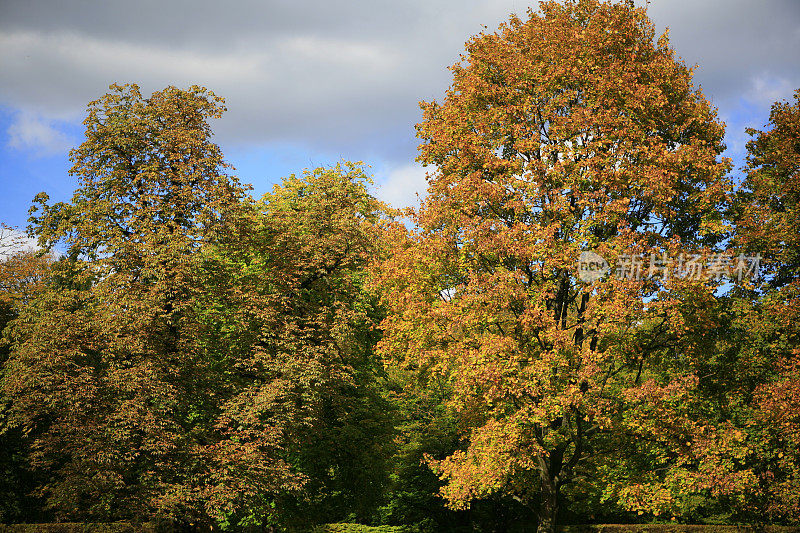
[196,162,393,527]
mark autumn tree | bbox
[1,83,246,523]
[376,1,752,529]
[0,229,53,523]
[1,81,396,528]
[730,88,800,522]
[0,230,53,328]
[735,89,800,289]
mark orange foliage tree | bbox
[732,89,800,521]
[375,1,754,529]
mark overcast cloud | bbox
[0,0,798,209]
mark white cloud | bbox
[745,73,798,107]
[7,111,74,155]
[377,163,429,209]
[0,225,40,258]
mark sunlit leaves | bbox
[377,0,739,526]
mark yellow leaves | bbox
[428,416,541,508]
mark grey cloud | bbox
[0,0,798,165]
[0,0,516,159]
[643,0,800,107]
[0,1,431,49]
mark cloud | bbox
[376,162,429,209]
[745,74,798,108]
[0,0,798,166]
[0,0,526,161]
[7,111,74,155]
[0,225,40,258]
[0,26,438,158]
[638,0,800,107]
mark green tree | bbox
[194,163,395,529]
[375,1,751,530]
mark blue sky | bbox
[1,0,798,233]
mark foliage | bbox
[376,368,540,532]
[556,527,800,533]
[196,163,395,528]
[2,83,246,523]
[734,89,800,289]
[729,89,800,522]
[0,244,54,523]
[0,525,159,533]
[374,0,755,530]
[1,3,799,530]
[313,525,418,533]
[1,84,394,529]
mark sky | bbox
[0,0,799,232]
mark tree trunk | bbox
[537,477,558,533]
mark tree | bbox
[375,1,751,530]
[376,368,538,532]
[196,163,394,528]
[0,223,50,327]
[0,235,53,523]
[2,83,246,523]
[731,88,800,522]
[0,246,53,324]
[735,88,800,290]
[2,83,396,528]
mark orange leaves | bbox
[0,248,53,313]
[728,90,800,520]
[734,88,800,289]
[378,0,739,522]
